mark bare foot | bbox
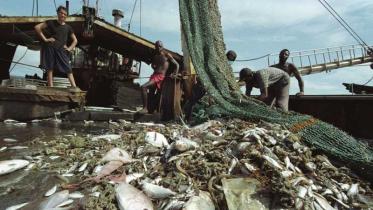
[138,108,148,114]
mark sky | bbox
[1,0,373,95]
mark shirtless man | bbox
[140,52,179,113]
[271,49,304,96]
[35,6,78,90]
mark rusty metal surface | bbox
[0,15,182,64]
[289,95,373,139]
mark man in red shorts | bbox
[140,50,179,114]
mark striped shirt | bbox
[254,67,289,89]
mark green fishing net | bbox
[179,0,373,178]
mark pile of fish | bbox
[1,118,372,210]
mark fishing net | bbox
[178,0,373,178]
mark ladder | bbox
[266,44,373,76]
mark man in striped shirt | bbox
[239,67,290,111]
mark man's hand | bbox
[258,94,267,101]
[45,37,55,43]
[64,45,73,52]
[296,92,304,96]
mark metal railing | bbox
[266,44,373,75]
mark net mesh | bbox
[179,0,373,177]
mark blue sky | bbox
[2,0,373,94]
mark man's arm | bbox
[289,63,304,95]
[259,87,268,101]
[166,53,179,73]
[34,22,55,43]
[245,85,253,96]
[65,33,78,52]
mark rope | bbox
[127,0,138,31]
[362,75,373,85]
[53,0,57,11]
[235,53,271,62]
[0,57,43,71]
[9,49,29,73]
[320,0,370,48]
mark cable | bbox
[317,0,369,49]
[53,0,57,10]
[321,0,369,48]
[32,0,35,16]
[128,0,138,31]
[9,49,28,73]
[139,0,142,36]
[235,53,271,62]
[363,75,373,85]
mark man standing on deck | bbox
[140,51,179,114]
[34,6,79,90]
[271,49,304,96]
[239,67,290,111]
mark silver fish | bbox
[45,185,58,197]
[91,134,121,142]
[39,190,69,210]
[0,146,7,152]
[313,193,336,210]
[9,146,28,150]
[3,138,18,142]
[5,202,29,210]
[56,199,74,207]
[78,162,88,172]
[101,148,133,164]
[144,132,169,148]
[142,182,177,199]
[262,155,283,170]
[69,192,84,199]
[183,191,215,210]
[347,183,359,198]
[116,182,154,210]
[0,160,29,175]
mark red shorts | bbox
[150,73,165,90]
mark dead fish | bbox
[0,146,7,152]
[101,148,133,164]
[61,173,74,177]
[38,190,69,210]
[136,122,165,127]
[145,132,169,148]
[313,193,336,210]
[78,162,88,172]
[191,120,219,132]
[0,160,29,175]
[305,162,317,172]
[228,158,238,174]
[262,155,283,170]
[4,119,18,123]
[14,123,27,127]
[91,134,121,142]
[24,163,35,171]
[3,138,18,142]
[69,192,84,199]
[31,119,42,123]
[340,183,350,192]
[9,146,28,150]
[280,170,293,178]
[284,156,296,172]
[183,191,215,210]
[90,192,100,197]
[116,182,154,210]
[45,185,58,197]
[93,165,103,174]
[56,199,74,207]
[66,162,79,174]
[174,138,199,152]
[93,160,123,182]
[142,182,177,199]
[126,173,144,183]
[347,183,359,198]
[49,156,60,160]
[5,202,29,210]
[84,120,94,125]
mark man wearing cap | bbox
[239,67,290,111]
